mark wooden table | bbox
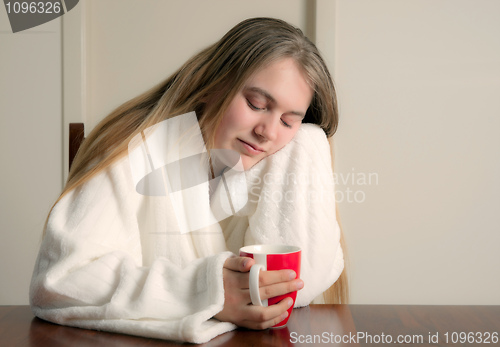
[1,305,499,346]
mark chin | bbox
[239,157,253,171]
[242,162,253,171]
[242,156,264,171]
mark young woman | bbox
[30,17,348,343]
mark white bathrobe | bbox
[29,123,344,344]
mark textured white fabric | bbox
[223,123,344,307]
[30,123,343,343]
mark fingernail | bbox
[242,258,249,268]
[287,298,294,308]
[281,311,289,320]
[288,270,296,280]
[295,280,304,290]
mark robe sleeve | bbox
[243,123,344,307]
[29,157,236,344]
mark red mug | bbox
[239,244,301,327]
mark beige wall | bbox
[83,0,313,128]
[0,8,62,303]
[333,0,500,304]
[1,0,498,305]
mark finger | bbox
[234,269,294,292]
[244,297,294,329]
[223,256,255,272]
[259,269,297,286]
[259,279,304,301]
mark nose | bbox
[254,113,279,142]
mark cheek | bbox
[273,128,300,153]
[214,99,247,146]
[220,99,253,133]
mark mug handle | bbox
[249,264,268,306]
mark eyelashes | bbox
[246,99,265,111]
[281,119,292,128]
[246,99,292,128]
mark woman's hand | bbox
[214,256,304,329]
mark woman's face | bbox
[214,58,314,170]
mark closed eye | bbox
[247,99,265,111]
[247,98,293,129]
[281,119,292,128]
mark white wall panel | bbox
[334,0,500,304]
[0,7,62,304]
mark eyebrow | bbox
[245,86,306,117]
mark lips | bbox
[238,139,265,155]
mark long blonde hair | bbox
[53,17,348,303]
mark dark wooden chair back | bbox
[69,123,85,171]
